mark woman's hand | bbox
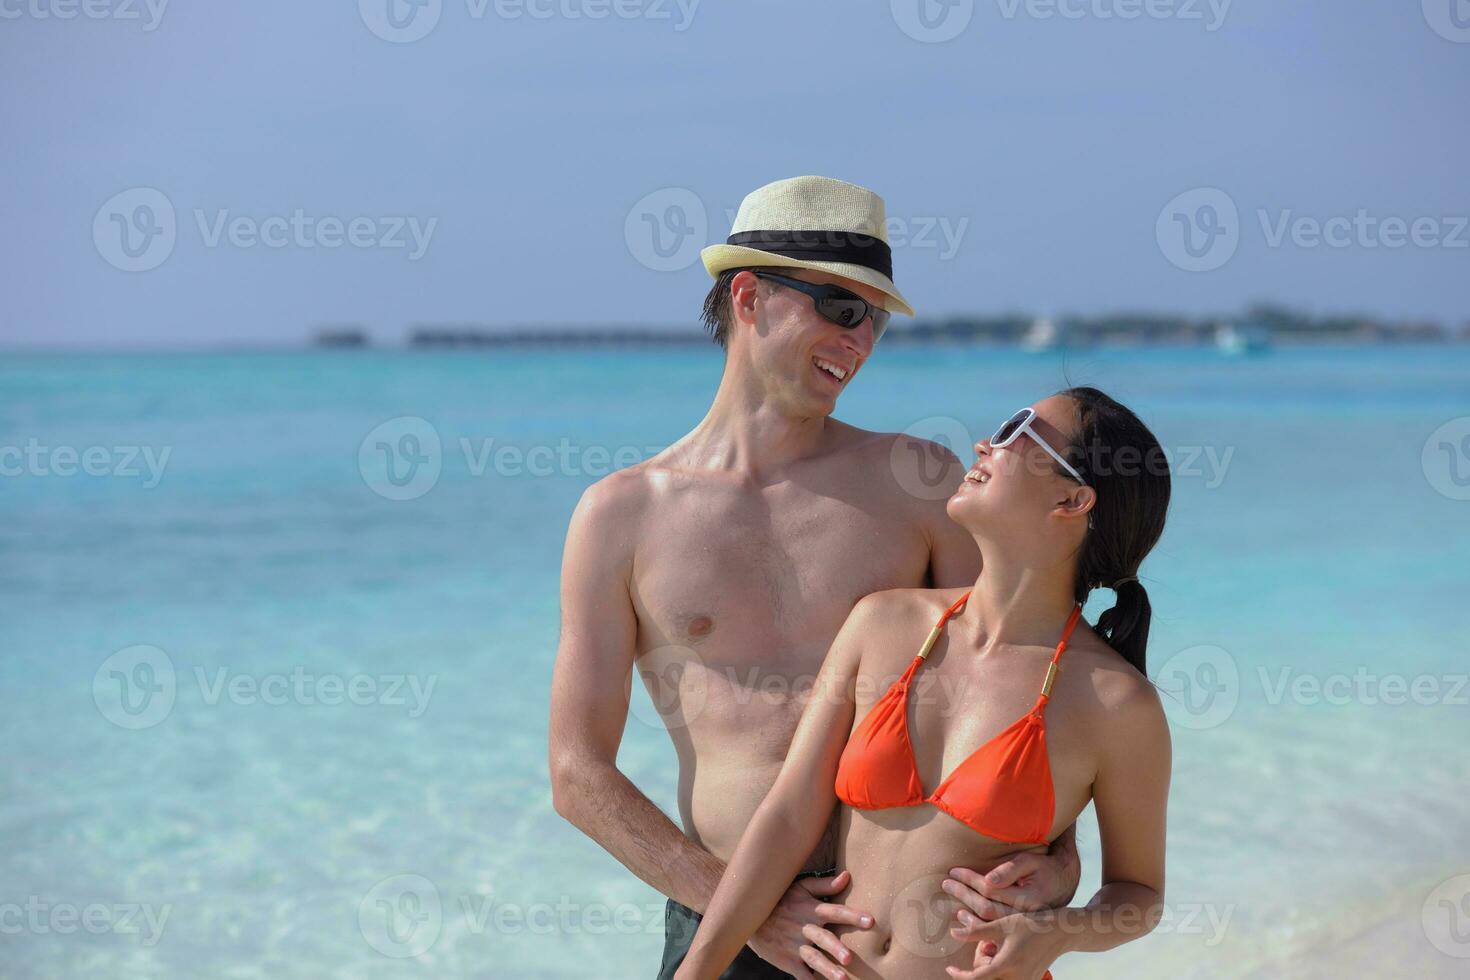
[944,908,1065,980]
[748,870,874,980]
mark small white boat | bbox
[1022,317,1060,352]
[1215,322,1271,355]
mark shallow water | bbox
[2,345,1467,977]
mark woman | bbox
[675,388,1173,980]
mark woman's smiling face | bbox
[947,395,1090,531]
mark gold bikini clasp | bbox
[1041,662,1059,698]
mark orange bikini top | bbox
[834,592,1084,846]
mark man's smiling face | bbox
[730,267,888,415]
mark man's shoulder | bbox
[834,414,970,461]
[828,418,964,467]
[571,465,652,529]
[826,418,913,449]
[826,419,966,516]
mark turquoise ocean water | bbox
[2,346,1468,978]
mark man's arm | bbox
[547,478,724,912]
[895,436,982,589]
[547,478,870,976]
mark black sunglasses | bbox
[752,271,891,341]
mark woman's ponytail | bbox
[1062,387,1171,677]
[1094,578,1152,677]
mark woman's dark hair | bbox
[1060,386,1171,676]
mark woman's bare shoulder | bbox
[842,587,967,667]
[1067,628,1166,720]
[850,586,967,624]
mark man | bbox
[549,176,1080,979]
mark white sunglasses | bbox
[990,408,1088,485]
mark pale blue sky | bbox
[3,0,1468,348]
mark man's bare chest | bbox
[629,485,930,665]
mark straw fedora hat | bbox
[700,176,914,317]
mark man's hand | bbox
[942,839,1081,922]
[945,909,1065,980]
[748,870,873,980]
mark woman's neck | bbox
[961,548,1079,651]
